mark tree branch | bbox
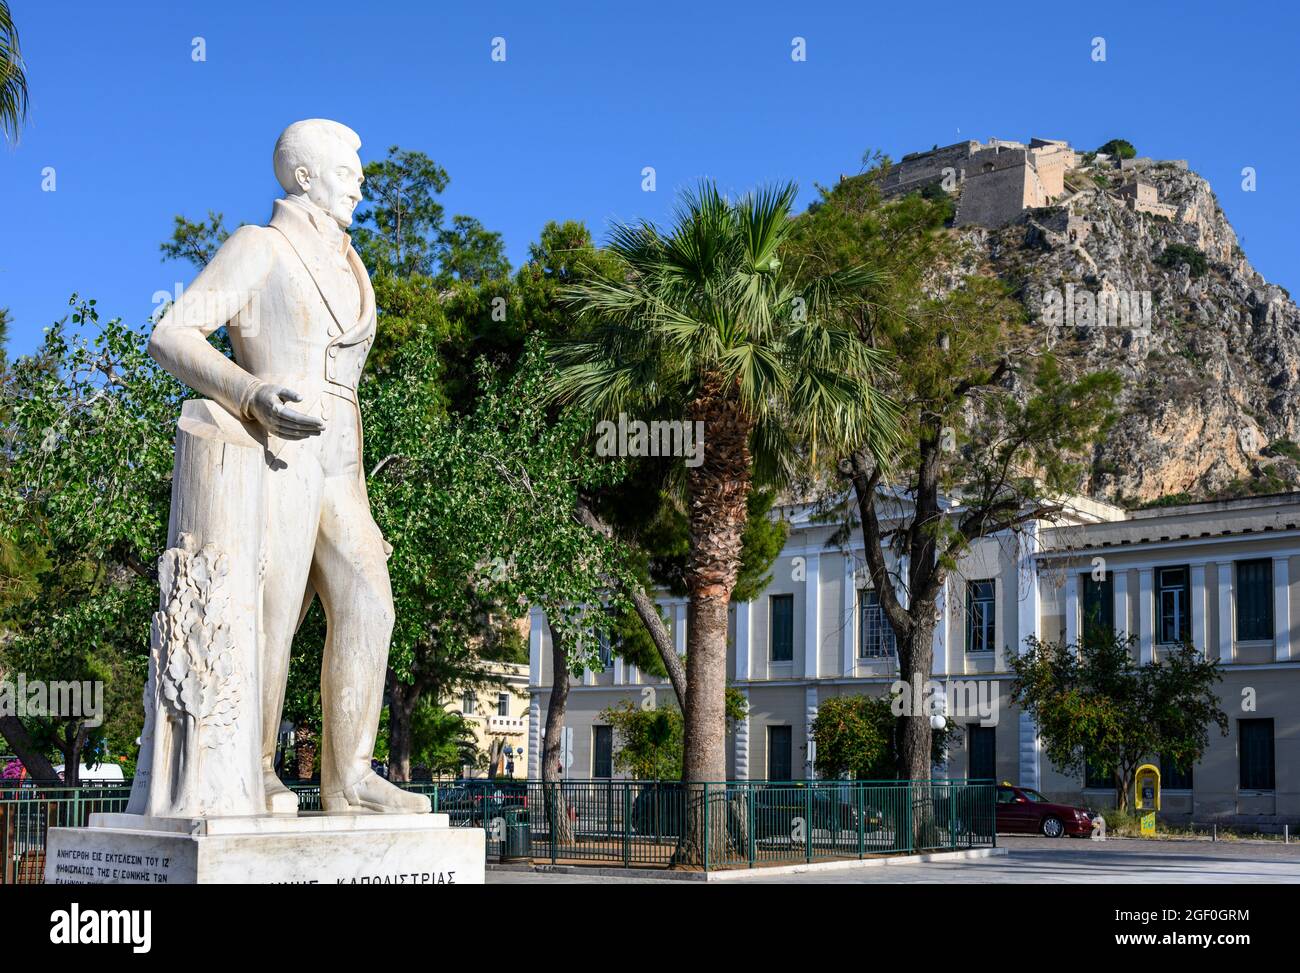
[572,497,688,707]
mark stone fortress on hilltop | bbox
[878,136,1191,236]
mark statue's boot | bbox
[322,771,431,814]
[264,770,299,814]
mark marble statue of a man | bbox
[142,119,428,816]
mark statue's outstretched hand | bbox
[246,384,325,440]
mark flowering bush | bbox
[2,758,26,781]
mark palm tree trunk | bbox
[295,727,318,781]
[677,382,753,865]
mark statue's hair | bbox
[272,119,362,193]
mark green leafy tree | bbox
[1096,139,1137,160]
[352,147,450,278]
[0,1,28,145]
[599,688,749,780]
[434,214,511,288]
[812,693,953,780]
[365,333,631,792]
[0,298,179,780]
[1008,631,1227,812]
[159,212,230,270]
[788,169,1122,792]
[375,700,480,778]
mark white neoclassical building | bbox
[527,491,1300,827]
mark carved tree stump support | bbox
[127,400,266,818]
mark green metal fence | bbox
[0,784,133,884]
[2,777,994,882]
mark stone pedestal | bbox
[44,813,484,885]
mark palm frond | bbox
[0,1,29,146]
[551,177,902,481]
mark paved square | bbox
[487,836,1300,883]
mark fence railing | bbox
[2,777,994,882]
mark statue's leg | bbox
[314,472,430,814]
[259,457,326,812]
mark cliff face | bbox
[958,158,1300,505]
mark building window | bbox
[1239,719,1275,791]
[858,589,896,658]
[462,691,476,716]
[769,594,794,662]
[1159,753,1193,791]
[497,693,510,718]
[1084,757,1112,790]
[1235,559,1273,641]
[967,725,995,781]
[592,725,613,779]
[1082,571,1114,641]
[966,580,996,653]
[767,726,793,781]
[1157,566,1190,644]
[597,629,614,669]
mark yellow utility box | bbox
[1134,764,1161,810]
[1134,763,1161,837]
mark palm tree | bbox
[0,2,28,145]
[552,181,899,859]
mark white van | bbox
[54,763,126,783]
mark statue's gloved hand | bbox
[245,383,325,440]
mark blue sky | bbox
[2,0,1297,356]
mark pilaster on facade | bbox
[528,605,544,687]
[1190,564,1207,658]
[735,598,752,681]
[1274,556,1292,662]
[1018,710,1041,789]
[734,688,751,780]
[804,686,819,780]
[1217,562,1234,662]
[1064,571,1079,649]
[1015,523,1042,789]
[527,694,541,779]
[1113,569,1130,639]
[803,552,821,680]
[841,554,856,678]
[1138,568,1154,664]
[931,579,948,676]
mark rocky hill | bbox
[953,151,1300,506]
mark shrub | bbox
[1097,139,1136,160]
[1266,439,1300,462]
[1157,243,1207,278]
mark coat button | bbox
[328,346,338,358]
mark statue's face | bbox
[297,145,364,229]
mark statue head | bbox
[273,119,364,229]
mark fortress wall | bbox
[1031,147,1070,198]
[879,140,978,197]
[955,162,1034,228]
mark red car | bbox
[996,784,1093,838]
